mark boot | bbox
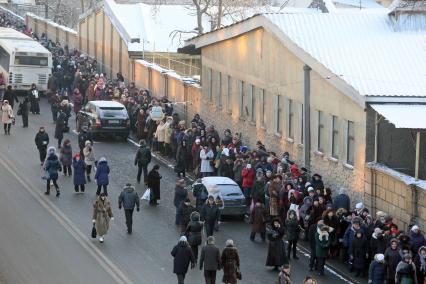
[87,175,91,182]
[56,189,60,197]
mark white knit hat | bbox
[179,236,187,242]
[375,254,385,262]
[411,225,420,231]
[355,202,364,209]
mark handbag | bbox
[41,170,50,180]
[141,188,151,201]
[91,224,97,238]
[17,106,22,116]
[298,227,306,240]
[236,268,242,280]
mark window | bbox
[300,104,304,144]
[318,111,324,152]
[14,56,48,66]
[205,68,212,101]
[288,99,294,139]
[331,115,339,158]
[216,72,222,107]
[274,95,282,134]
[259,89,265,127]
[247,84,256,122]
[347,121,355,165]
[226,75,232,112]
[238,80,244,117]
[0,46,10,71]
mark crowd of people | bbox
[1,9,426,284]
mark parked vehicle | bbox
[76,100,130,140]
[187,177,246,218]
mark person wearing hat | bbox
[221,239,241,284]
[83,139,96,182]
[199,235,221,284]
[34,126,49,166]
[384,238,402,284]
[268,175,282,218]
[350,230,368,277]
[178,198,195,233]
[77,125,93,157]
[92,192,114,243]
[315,224,333,276]
[333,187,351,212]
[54,106,67,148]
[134,139,152,184]
[414,246,426,284]
[370,228,387,256]
[368,253,386,284]
[171,235,195,284]
[72,153,86,193]
[266,219,288,271]
[410,225,426,256]
[147,164,162,206]
[95,157,110,196]
[201,196,220,238]
[118,183,140,234]
[343,216,363,267]
[174,179,188,225]
[395,254,417,284]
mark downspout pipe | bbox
[303,65,311,171]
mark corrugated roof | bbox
[370,104,426,129]
[262,12,426,97]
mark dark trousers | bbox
[22,114,28,127]
[57,138,62,149]
[52,109,58,122]
[317,257,326,275]
[191,245,199,262]
[205,222,215,237]
[204,270,217,284]
[74,184,85,192]
[287,240,297,257]
[175,207,180,225]
[250,231,266,241]
[63,165,72,175]
[96,185,108,196]
[125,209,134,233]
[86,165,92,180]
[137,164,148,183]
[39,147,47,163]
[309,248,317,269]
[177,274,185,284]
[46,179,59,193]
[3,123,10,133]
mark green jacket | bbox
[315,230,330,258]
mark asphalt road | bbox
[0,98,353,284]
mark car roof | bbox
[89,100,125,108]
[201,176,238,187]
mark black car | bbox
[76,100,130,140]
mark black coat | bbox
[147,169,161,200]
[173,185,188,208]
[266,226,288,266]
[55,111,66,140]
[350,235,369,269]
[175,145,188,173]
[3,89,18,108]
[201,204,219,224]
[178,202,195,227]
[171,242,195,275]
[308,223,318,251]
[186,220,203,246]
[200,244,221,271]
[35,131,49,149]
[368,260,386,284]
[285,218,300,242]
[370,235,387,256]
[384,247,402,280]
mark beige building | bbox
[185,9,426,205]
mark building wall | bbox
[200,28,366,202]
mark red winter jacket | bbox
[241,168,255,188]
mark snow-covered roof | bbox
[370,104,426,129]
[187,11,426,99]
[26,13,77,35]
[332,0,384,9]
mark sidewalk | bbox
[127,135,368,284]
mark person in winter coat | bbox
[350,230,369,277]
[3,86,19,109]
[95,157,110,196]
[368,253,386,284]
[83,140,95,182]
[414,246,426,284]
[370,228,387,256]
[55,109,66,148]
[233,159,244,188]
[118,183,140,234]
[60,139,73,176]
[175,139,189,178]
[200,145,214,177]
[154,119,166,153]
[251,173,265,204]
[72,88,83,115]
[221,239,240,284]
[285,209,300,260]
[178,198,195,233]
[266,219,288,270]
[410,225,426,256]
[92,193,113,243]
[35,127,49,165]
[44,147,61,197]
[278,264,292,284]
[385,238,402,284]
[200,236,221,284]
[134,140,152,184]
[396,254,418,284]
[136,109,147,140]
[18,97,29,127]
[201,196,220,238]
[147,164,162,205]
[171,236,195,284]
[269,175,282,217]
[174,179,188,225]
[29,84,40,114]
[186,211,203,262]
[315,224,333,276]
[72,153,86,193]
[78,126,93,155]
[241,163,255,204]
[192,179,208,210]
[2,100,13,135]
[250,201,267,242]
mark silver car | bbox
[189,177,246,218]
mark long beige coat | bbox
[92,198,113,236]
[155,121,166,142]
[1,104,13,124]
